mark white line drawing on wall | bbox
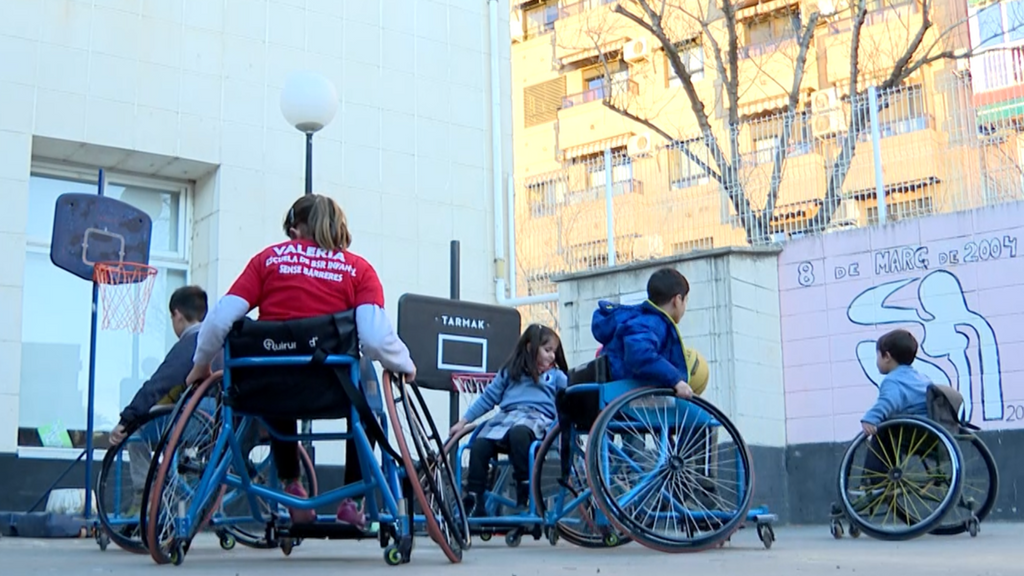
[847,269,1003,422]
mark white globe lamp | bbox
[280,71,338,195]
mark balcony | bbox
[560,0,617,18]
[972,45,1024,93]
[562,79,639,109]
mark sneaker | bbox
[336,498,367,530]
[284,481,316,524]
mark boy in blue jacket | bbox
[592,267,703,398]
[859,329,931,484]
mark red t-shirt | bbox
[228,239,384,321]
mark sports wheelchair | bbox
[138,311,469,566]
[830,384,999,541]
[445,356,777,552]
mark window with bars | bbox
[750,111,813,164]
[668,139,713,189]
[667,38,705,87]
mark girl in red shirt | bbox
[187,194,416,529]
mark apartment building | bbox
[509,0,986,296]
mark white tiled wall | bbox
[0,0,513,458]
[555,248,787,447]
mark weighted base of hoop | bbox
[93,262,158,334]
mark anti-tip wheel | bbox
[505,531,522,548]
[169,542,186,566]
[757,524,775,550]
[219,533,236,550]
[830,520,844,539]
[479,532,492,542]
[280,538,294,557]
[547,528,560,546]
[603,533,620,547]
[384,545,403,566]
[848,523,861,539]
[968,519,980,538]
[96,531,110,552]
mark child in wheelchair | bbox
[859,329,931,487]
[448,324,568,517]
[591,267,706,399]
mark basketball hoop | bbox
[451,373,496,395]
[93,261,158,334]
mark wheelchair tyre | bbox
[96,405,174,555]
[145,376,227,565]
[837,417,963,541]
[930,431,998,536]
[586,389,754,553]
[531,422,631,549]
[383,373,469,563]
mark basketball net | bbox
[93,262,158,334]
[451,372,497,419]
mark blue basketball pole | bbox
[81,168,105,520]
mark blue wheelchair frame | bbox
[571,380,776,547]
[168,351,411,544]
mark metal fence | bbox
[511,73,1024,328]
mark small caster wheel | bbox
[169,542,186,566]
[547,528,559,546]
[479,532,492,542]
[757,524,775,549]
[505,530,522,548]
[848,523,861,539]
[830,519,844,539]
[384,545,403,566]
[96,531,110,551]
[219,533,236,550]
[604,533,620,547]
[968,519,979,538]
[281,538,294,557]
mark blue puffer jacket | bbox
[591,300,688,388]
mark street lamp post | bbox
[280,71,339,195]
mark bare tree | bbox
[558,0,979,242]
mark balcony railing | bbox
[739,37,797,60]
[972,44,1024,93]
[560,0,617,18]
[562,79,639,108]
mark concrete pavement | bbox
[1,524,1021,575]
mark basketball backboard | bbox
[397,294,522,391]
[50,193,153,282]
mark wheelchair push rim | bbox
[382,372,469,563]
[145,375,227,564]
[586,388,754,553]
[531,422,631,548]
[96,405,174,554]
[837,417,964,541]
[930,430,998,536]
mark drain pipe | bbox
[489,0,558,307]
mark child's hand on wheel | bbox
[449,419,468,437]
[186,362,211,386]
[861,422,877,437]
[673,381,693,399]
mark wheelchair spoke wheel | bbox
[586,389,753,553]
[532,422,631,548]
[97,406,174,554]
[930,431,997,536]
[145,376,226,565]
[382,373,468,563]
[838,417,963,541]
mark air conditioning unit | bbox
[812,111,848,137]
[811,87,839,112]
[510,11,524,42]
[627,133,652,156]
[826,200,862,231]
[624,37,650,62]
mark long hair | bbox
[283,194,352,251]
[502,324,568,383]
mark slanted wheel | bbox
[587,389,753,553]
[530,422,631,549]
[96,405,174,555]
[837,417,963,541]
[931,431,998,536]
[383,372,469,563]
[144,376,226,565]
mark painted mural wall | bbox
[779,203,1024,445]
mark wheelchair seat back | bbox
[559,356,610,431]
[926,384,965,434]
[225,310,361,420]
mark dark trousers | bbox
[466,425,535,495]
[266,418,368,486]
[861,426,907,487]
